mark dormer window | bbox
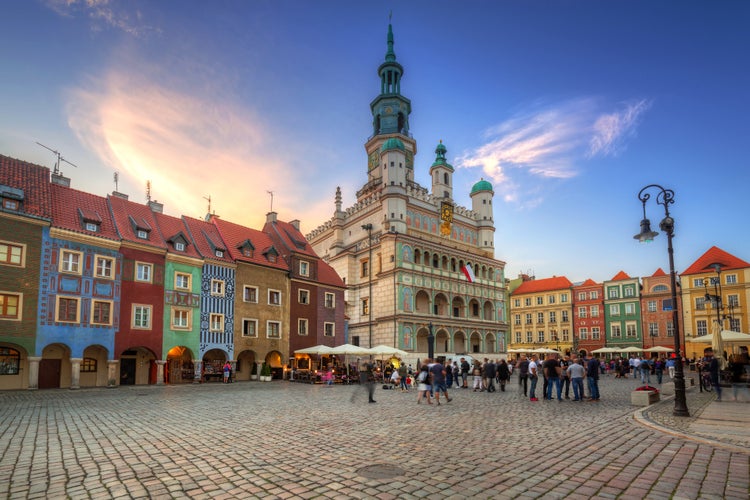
[137,230,148,239]
[85,222,99,232]
[215,250,224,258]
[242,249,251,257]
[3,199,18,210]
[175,242,185,252]
[268,254,276,263]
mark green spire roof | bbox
[471,178,494,194]
[381,137,405,153]
[431,140,454,171]
[385,23,396,62]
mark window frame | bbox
[0,347,21,375]
[0,291,22,320]
[611,324,622,338]
[209,313,224,332]
[243,286,258,303]
[56,295,80,323]
[94,255,115,279]
[267,320,281,339]
[242,318,258,337]
[211,279,225,297]
[325,292,335,308]
[91,300,113,326]
[171,307,191,330]
[298,318,308,336]
[59,249,83,275]
[298,289,310,305]
[324,322,335,337]
[81,358,97,373]
[0,241,25,267]
[299,261,310,277]
[132,304,152,330]
[135,262,153,283]
[175,272,191,290]
[268,289,281,306]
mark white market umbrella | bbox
[295,345,334,355]
[591,347,617,354]
[329,344,372,356]
[644,346,674,353]
[618,346,643,353]
[368,345,408,357]
[687,330,750,343]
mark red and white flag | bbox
[461,264,476,283]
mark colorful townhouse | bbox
[680,246,750,360]
[153,209,204,384]
[108,194,168,385]
[0,155,51,390]
[640,268,682,356]
[572,279,605,356]
[603,271,643,348]
[36,181,122,389]
[509,276,573,355]
[213,217,290,380]
[183,215,236,380]
[263,212,346,369]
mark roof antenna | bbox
[114,172,119,192]
[267,190,274,212]
[36,142,79,176]
[204,194,212,214]
[146,180,152,202]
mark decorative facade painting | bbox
[402,326,413,350]
[401,287,413,312]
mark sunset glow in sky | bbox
[1,1,748,283]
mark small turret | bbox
[429,140,454,200]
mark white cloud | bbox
[45,0,159,37]
[458,97,651,208]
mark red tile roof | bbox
[610,270,631,281]
[681,246,750,275]
[107,195,168,249]
[512,276,572,295]
[317,260,345,289]
[182,215,234,264]
[153,212,201,259]
[213,217,288,271]
[0,154,51,219]
[50,184,119,241]
[651,268,667,277]
[576,279,599,287]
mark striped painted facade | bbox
[199,262,235,358]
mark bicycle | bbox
[700,370,713,392]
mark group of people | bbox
[514,352,601,402]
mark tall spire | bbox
[385,23,396,63]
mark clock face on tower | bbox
[440,202,454,223]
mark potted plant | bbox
[261,363,272,382]
[250,362,259,381]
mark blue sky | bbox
[2,1,748,283]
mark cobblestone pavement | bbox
[1,374,748,499]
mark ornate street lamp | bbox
[635,184,689,417]
[361,224,374,351]
[427,322,435,360]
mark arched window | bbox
[0,347,21,375]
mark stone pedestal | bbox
[631,390,660,406]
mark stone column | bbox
[70,358,82,390]
[107,360,119,387]
[156,360,166,385]
[27,356,41,390]
[193,359,203,384]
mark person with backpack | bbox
[416,365,432,405]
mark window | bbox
[578,292,586,301]
[696,320,707,336]
[608,288,618,299]
[361,259,370,278]
[137,229,148,239]
[267,321,281,339]
[695,297,705,310]
[325,293,335,308]
[625,303,635,315]
[268,290,281,305]
[515,332,522,343]
[648,300,657,312]
[561,294,568,303]
[662,299,674,311]
[514,314,521,326]
[562,329,570,341]
[562,310,569,322]
[84,222,99,232]
[91,300,112,326]
[513,298,521,308]
[609,304,620,316]
[525,313,532,325]
[299,261,309,277]
[693,278,704,287]
[537,312,544,324]
[210,313,224,332]
[578,306,587,318]
[537,331,545,343]
[524,298,531,307]
[579,328,588,340]
[626,323,637,337]
[175,272,191,290]
[0,242,24,266]
[2,199,19,210]
[652,285,668,292]
[56,296,79,323]
[0,347,21,375]
[136,262,152,283]
[94,256,114,279]
[362,298,369,315]
[730,317,741,332]
[549,311,557,323]
[666,322,675,337]
[726,274,737,285]
[298,289,309,305]
[592,327,600,340]
[172,308,191,330]
[728,294,739,307]
[624,287,634,297]
[242,319,257,337]
[591,305,599,317]
[324,322,335,337]
[526,331,533,343]
[611,324,622,338]
[211,280,225,296]
[215,249,224,258]
[0,292,21,320]
[81,358,97,373]
[174,242,185,251]
[548,295,556,304]
[298,318,308,335]
[590,291,599,300]
[59,250,82,274]
[649,322,659,336]
[536,296,543,305]
[243,286,258,303]
[133,305,152,329]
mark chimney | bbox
[266,211,277,224]
[148,200,163,213]
[111,191,129,200]
[51,173,71,187]
[290,219,300,231]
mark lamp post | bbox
[361,224,374,350]
[427,322,435,360]
[635,184,689,417]
[704,264,726,334]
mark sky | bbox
[1,0,748,284]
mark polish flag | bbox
[461,264,476,283]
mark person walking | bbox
[460,357,471,388]
[497,359,510,392]
[223,361,231,383]
[528,355,540,402]
[472,362,483,391]
[654,358,664,385]
[430,360,452,405]
[567,358,586,401]
[587,354,601,401]
[355,360,376,403]
[666,357,676,379]
[703,347,722,401]
[398,363,409,391]
[640,357,652,385]
[518,355,529,397]
[452,362,461,388]
[484,359,497,393]
[416,365,432,405]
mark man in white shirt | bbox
[529,355,540,402]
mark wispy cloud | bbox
[64,60,309,226]
[45,0,159,37]
[457,98,651,207]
